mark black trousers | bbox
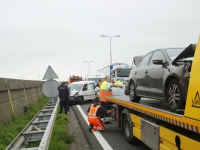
[100,102,112,118]
[60,99,68,114]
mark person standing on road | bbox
[114,78,123,85]
[99,76,123,123]
[58,81,69,115]
[87,97,114,131]
[98,79,102,88]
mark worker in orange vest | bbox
[99,76,123,123]
[87,97,114,132]
[98,79,102,88]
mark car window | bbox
[150,50,166,65]
[139,53,152,67]
[87,83,94,90]
[165,48,184,61]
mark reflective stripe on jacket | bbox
[88,104,101,118]
[99,81,113,103]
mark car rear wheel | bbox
[129,81,141,102]
[166,79,185,112]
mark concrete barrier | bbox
[0,78,44,127]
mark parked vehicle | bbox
[68,81,96,105]
[125,44,196,112]
[97,63,135,84]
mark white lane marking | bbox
[76,105,113,150]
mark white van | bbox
[68,81,96,105]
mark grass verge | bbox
[0,97,49,149]
[49,113,74,150]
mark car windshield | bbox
[165,48,184,61]
[111,85,125,96]
[68,84,83,92]
[116,68,132,77]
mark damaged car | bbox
[125,44,196,112]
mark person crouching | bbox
[87,97,114,132]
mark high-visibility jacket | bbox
[114,80,123,85]
[88,104,101,118]
[88,104,105,131]
[99,81,113,103]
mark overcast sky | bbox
[0,0,200,81]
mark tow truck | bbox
[107,37,200,150]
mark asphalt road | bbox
[72,100,151,150]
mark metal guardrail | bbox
[6,98,59,150]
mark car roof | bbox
[70,81,95,85]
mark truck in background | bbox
[69,75,82,83]
[85,73,105,95]
[85,73,105,85]
[97,63,135,84]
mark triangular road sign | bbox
[42,65,59,80]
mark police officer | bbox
[57,81,69,115]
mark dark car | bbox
[125,44,196,112]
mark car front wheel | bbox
[166,79,185,112]
[79,96,84,105]
[129,81,141,102]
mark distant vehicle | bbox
[125,44,196,112]
[69,75,82,83]
[85,73,105,96]
[85,73,105,85]
[68,81,96,105]
[97,63,135,84]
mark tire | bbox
[129,81,141,102]
[79,96,84,105]
[123,115,133,144]
[166,79,185,112]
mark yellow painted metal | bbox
[160,126,200,150]
[5,78,15,117]
[108,96,200,133]
[130,114,141,140]
[22,79,28,106]
[185,36,200,120]
[33,87,37,102]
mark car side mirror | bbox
[152,59,165,65]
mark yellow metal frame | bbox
[108,97,200,133]
[185,36,200,120]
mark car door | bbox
[145,50,166,99]
[134,52,152,95]
[82,84,90,100]
[88,83,96,99]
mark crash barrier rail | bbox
[6,98,59,150]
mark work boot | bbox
[89,124,93,132]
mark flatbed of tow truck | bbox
[109,96,200,134]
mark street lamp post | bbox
[38,75,40,81]
[84,61,94,73]
[78,71,85,78]
[100,35,120,65]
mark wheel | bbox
[166,79,185,112]
[79,96,84,105]
[129,81,141,102]
[123,115,133,144]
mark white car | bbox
[68,81,97,105]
